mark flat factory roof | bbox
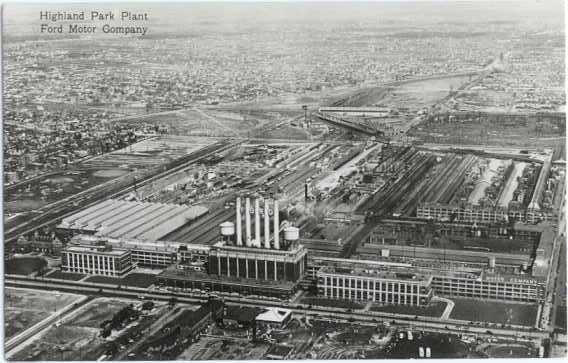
[59,200,209,241]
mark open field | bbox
[113,109,282,137]
[5,256,47,276]
[4,288,83,339]
[85,272,156,288]
[67,298,134,328]
[45,270,87,281]
[81,136,217,169]
[449,298,538,326]
[4,168,133,215]
[328,74,470,112]
[381,75,470,111]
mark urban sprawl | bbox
[3,3,566,361]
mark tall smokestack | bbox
[254,198,261,247]
[264,199,271,249]
[236,197,242,246]
[273,200,280,249]
[245,198,251,246]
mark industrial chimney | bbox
[236,197,242,246]
[264,199,271,249]
[254,198,261,247]
[273,200,280,250]
[245,197,251,246]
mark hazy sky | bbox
[3,1,564,37]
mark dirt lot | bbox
[4,288,83,339]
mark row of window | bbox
[64,266,119,276]
[435,280,540,290]
[64,253,119,270]
[320,287,427,305]
[318,275,425,294]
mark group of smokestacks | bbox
[236,197,280,249]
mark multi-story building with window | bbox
[208,242,308,282]
[431,270,545,303]
[61,242,134,277]
[316,266,433,306]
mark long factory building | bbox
[57,193,553,304]
[310,256,547,304]
[416,154,563,224]
[57,199,208,241]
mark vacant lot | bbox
[4,288,83,339]
[9,297,137,361]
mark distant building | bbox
[61,241,133,277]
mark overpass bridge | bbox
[314,111,390,142]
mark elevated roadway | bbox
[314,112,389,141]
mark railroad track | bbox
[4,140,240,244]
[5,276,547,341]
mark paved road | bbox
[6,276,549,342]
